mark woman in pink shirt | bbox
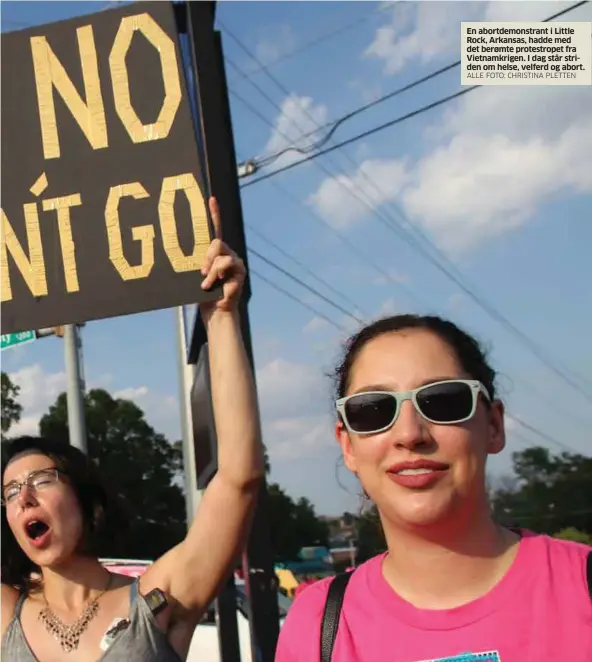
[276,314,591,662]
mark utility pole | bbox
[64,324,87,453]
[175,305,202,524]
[175,5,244,662]
[182,4,281,662]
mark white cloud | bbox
[447,292,466,312]
[255,358,338,461]
[505,415,519,433]
[348,78,383,105]
[379,297,399,316]
[312,3,592,254]
[256,358,328,421]
[403,124,592,252]
[402,71,592,251]
[114,386,149,400]
[308,158,408,229]
[6,364,179,441]
[363,2,583,75]
[255,24,297,65]
[484,1,582,23]
[373,268,409,286]
[7,365,67,437]
[263,94,329,169]
[265,414,334,461]
[303,316,330,333]
[433,85,591,146]
[364,1,481,74]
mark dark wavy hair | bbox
[333,314,497,401]
[1,436,129,593]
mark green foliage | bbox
[267,483,329,561]
[553,527,592,545]
[1,372,22,440]
[355,505,387,562]
[491,446,592,537]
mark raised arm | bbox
[142,198,264,627]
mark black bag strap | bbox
[320,571,354,662]
[587,552,592,599]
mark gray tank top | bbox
[1,580,183,661]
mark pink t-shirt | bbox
[276,530,592,662]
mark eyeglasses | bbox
[1,467,64,506]
[336,379,491,435]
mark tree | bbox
[342,512,355,526]
[355,504,386,562]
[554,527,592,545]
[40,388,186,560]
[263,446,271,475]
[491,446,592,537]
[267,483,329,562]
[1,372,22,440]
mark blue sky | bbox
[2,1,591,516]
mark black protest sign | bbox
[1,1,221,334]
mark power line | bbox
[228,3,589,460]
[248,243,583,456]
[230,87,435,312]
[224,2,394,85]
[246,162,435,311]
[239,94,592,405]
[242,0,590,169]
[255,61,460,168]
[246,162,592,440]
[252,264,584,458]
[246,223,367,316]
[225,54,441,314]
[508,414,580,455]
[501,372,592,434]
[250,268,346,333]
[227,3,591,404]
[240,86,475,186]
[248,248,364,326]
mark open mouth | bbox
[26,520,50,541]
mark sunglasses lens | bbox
[344,393,397,433]
[417,381,474,422]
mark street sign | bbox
[1,330,36,351]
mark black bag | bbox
[320,552,592,662]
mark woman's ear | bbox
[335,419,358,473]
[487,400,506,456]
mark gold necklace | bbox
[38,574,113,653]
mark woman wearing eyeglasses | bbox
[276,315,592,662]
[1,199,265,661]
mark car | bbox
[100,559,291,662]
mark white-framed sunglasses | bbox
[336,379,491,435]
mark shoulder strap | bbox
[320,571,354,662]
[587,552,592,599]
[13,591,27,618]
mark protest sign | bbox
[1,1,219,334]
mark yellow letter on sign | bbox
[159,174,211,272]
[105,183,155,280]
[109,13,181,143]
[42,194,83,293]
[31,26,108,160]
[1,206,48,302]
